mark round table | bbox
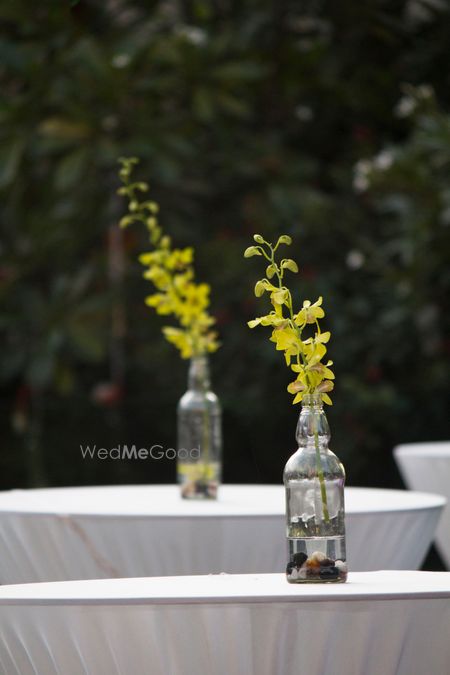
[0,571,449,675]
[0,485,444,583]
[394,441,450,568]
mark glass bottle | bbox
[283,393,347,583]
[177,354,222,499]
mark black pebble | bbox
[319,566,339,580]
[319,558,334,567]
[286,561,296,575]
[293,552,307,567]
[195,482,210,496]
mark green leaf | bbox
[213,62,266,82]
[192,87,214,122]
[26,349,56,389]
[54,148,88,191]
[0,137,24,188]
[217,93,251,119]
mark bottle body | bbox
[284,394,347,582]
[177,355,222,499]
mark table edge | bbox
[0,590,450,607]
[0,485,445,518]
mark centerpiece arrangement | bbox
[245,233,347,583]
[118,158,222,499]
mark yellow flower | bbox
[294,297,325,326]
[270,326,301,365]
[245,234,334,404]
[184,282,210,308]
[118,158,220,360]
[176,283,210,326]
[287,379,307,395]
[145,292,176,315]
[142,266,170,289]
[165,248,194,271]
[118,157,220,360]
[162,327,194,359]
[139,250,165,266]
[248,313,287,328]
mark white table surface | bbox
[0,485,444,582]
[395,441,450,568]
[0,571,449,675]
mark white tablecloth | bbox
[0,485,444,582]
[394,441,450,568]
[0,571,449,675]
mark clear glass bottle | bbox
[177,354,222,499]
[283,393,347,583]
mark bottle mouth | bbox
[189,354,211,391]
[301,393,323,406]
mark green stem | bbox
[313,411,330,523]
[200,384,211,482]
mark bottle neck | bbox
[296,393,330,449]
[188,354,211,391]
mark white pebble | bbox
[310,551,326,563]
[288,567,299,580]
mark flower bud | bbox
[277,235,292,246]
[317,380,334,393]
[244,246,262,258]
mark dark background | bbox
[0,1,449,495]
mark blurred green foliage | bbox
[0,0,449,489]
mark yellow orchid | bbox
[118,158,219,359]
[165,248,194,271]
[294,297,325,326]
[270,325,300,366]
[247,312,286,328]
[182,282,210,312]
[244,233,334,404]
[145,292,176,315]
[142,265,171,289]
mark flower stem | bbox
[313,411,330,523]
[201,386,211,482]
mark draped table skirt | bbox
[395,442,450,568]
[0,485,445,583]
[0,571,449,675]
